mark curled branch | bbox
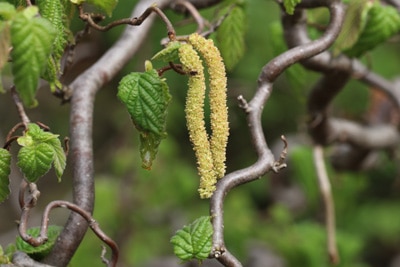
[209,1,345,266]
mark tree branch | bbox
[42,0,171,266]
[209,1,345,266]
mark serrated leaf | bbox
[170,216,213,261]
[86,0,118,16]
[152,41,181,62]
[118,70,171,169]
[283,0,301,15]
[16,225,62,261]
[217,6,246,71]
[37,0,71,91]
[17,123,66,182]
[0,148,11,203]
[10,6,56,107]
[333,0,372,56]
[344,3,400,58]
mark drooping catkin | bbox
[179,43,217,199]
[188,33,229,179]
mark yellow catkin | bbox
[188,33,229,179]
[179,43,217,199]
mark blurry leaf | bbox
[283,0,301,15]
[86,0,118,16]
[0,22,11,93]
[10,6,56,107]
[117,70,171,169]
[17,123,66,182]
[216,5,246,71]
[152,41,181,62]
[0,2,16,20]
[170,216,213,261]
[16,225,62,261]
[0,245,11,264]
[344,3,400,58]
[333,0,372,55]
[0,148,11,203]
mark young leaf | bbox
[170,216,213,261]
[10,6,56,107]
[86,0,118,16]
[117,69,171,169]
[0,148,11,203]
[0,2,16,20]
[0,245,11,264]
[216,5,246,71]
[151,41,181,62]
[17,142,54,183]
[344,3,400,58]
[283,0,301,15]
[16,225,62,261]
[17,123,66,182]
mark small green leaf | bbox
[151,41,181,62]
[0,148,11,203]
[86,0,118,16]
[170,216,213,261]
[283,0,301,15]
[118,70,171,169]
[334,0,373,55]
[17,123,65,182]
[0,2,16,20]
[0,245,11,264]
[344,3,400,57]
[11,6,56,107]
[16,225,62,261]
[216,5,246,71]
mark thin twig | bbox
[313,145,339,265]
[174,0,206,33]
[10,86,30,126]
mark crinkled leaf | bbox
[17,142,54,183]
[170,216,213,261]
[334,0,372,56]
[16,225,62,261]
[37,0,71,91]
[217,5,246,71]
[152,41,181,62]
[0,148,11,203]
[17,123,65,182]
[10,6,56,107]
[118,70,171,169]
[344,3,400,58]
[87,0,118,16]
[283,0,301,15]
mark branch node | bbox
[272,135,288,173]
[237,95,249,111]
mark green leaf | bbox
[86,0,118,16]
[344,3,400,58]
[283,0,301,15]
[0,148,11,203]
[333,0,373,56]
[151,41,181,62]
[10,6,56,107]
[170,216,213,262]
[118,70,171,169]
[16,225,62,261]
[17,123,65,182]
[0,245,11,264]
[216,5,246,71]
[37,0,72,91]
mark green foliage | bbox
[0,244,13,264]
[342,2,400,57]
[10,6,56,107]
[16,225,62,261]
[333,0,372,55]
[170,216,213,262]
[216,4,246,71]
[83,0,118,16]
[17,123,66,182]
[151,41,181,62]
[283,0,301,15]
[0,22,10,93]
[37,0,72,91]
[117,68,171,169]
[0,148,11,203]
[0,2,16,20]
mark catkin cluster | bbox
[179,34,229,199]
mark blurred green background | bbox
[1,0,400,266]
